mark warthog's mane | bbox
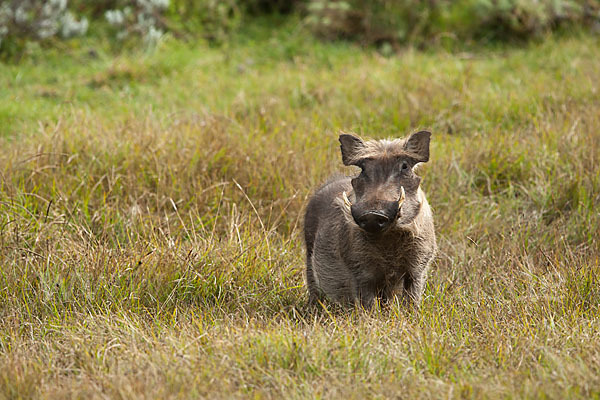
[343,136,425,165]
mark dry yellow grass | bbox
[1,29,599,398]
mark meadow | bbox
[1,21,599,398]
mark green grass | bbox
[1,24,599,398]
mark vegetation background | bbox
[1,0,599,398]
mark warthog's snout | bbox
[351,204,397,234]
[344,187,406,234]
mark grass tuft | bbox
[0,28,599,398]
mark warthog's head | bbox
[339,131,431,234]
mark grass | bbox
[1,22,599,398]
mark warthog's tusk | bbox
[398,186,406,208]
[342,191,352,209]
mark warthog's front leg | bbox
[402,273,425,306]
[358,290,376,309]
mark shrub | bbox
[242,0,303,14]
[305,0,600,45]
[468,0,584,39]
[0,0,88,58]
[104,0,170,44]
[306,0,443,44]
[167,0,242,43]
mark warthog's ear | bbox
[339,133,365,166]
[404,130,431,163]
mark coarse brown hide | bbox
[304,131,436,308]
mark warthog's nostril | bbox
[356,212,390,234]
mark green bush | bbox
[468,0,586,39]
[306,0,444,43]
[166,0,302,43]
[2,0,599,61]
[0,0,88,60]
[168,0,242,43]
[305,0,600,45]
[103,0,170,44]
[0,0,298,57]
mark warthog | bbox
[304,131,436,307]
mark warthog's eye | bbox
[401,161,409,171]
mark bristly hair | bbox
[344,136,411,165]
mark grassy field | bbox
[1,22,599,398]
